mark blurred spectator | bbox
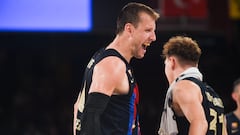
[225,78,240,135]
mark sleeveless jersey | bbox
[75,48,141,135]
[174,77,225,135]
[226,112,240,135]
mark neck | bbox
[172,68,186,81]
[106,35,132,63]
[234,106,240,118]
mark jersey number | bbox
[209,108,224,135]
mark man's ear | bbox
[124,23,133,34]
[169,56,176,70]
[232,92,238,101]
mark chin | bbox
[134,55,144,59]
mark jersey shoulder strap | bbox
[101,48,129,66]
[182,77,213,93]
[182,77,224,108]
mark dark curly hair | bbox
[162,36,202,66]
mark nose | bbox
[151,31,156,41]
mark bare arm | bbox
[73,100,78,135]
[73,91,82,135]
[89,56,128,95]
[173,80,208,135]
[73,56,126,135]
[223,115,228,135]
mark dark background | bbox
[0,0,240,135]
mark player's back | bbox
[175,77,225,135]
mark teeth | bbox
[143,43,150,46]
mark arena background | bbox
[0,0,240,135]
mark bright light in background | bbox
[0,0,92,32]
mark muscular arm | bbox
[73,56,127,135]
[173,80,208,135]
[89,56,128,95]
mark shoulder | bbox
[93,56,127,84]
[96,56,126,73]
[174,79,201,94]
[173,79,202,103]
[90,56,127,95]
